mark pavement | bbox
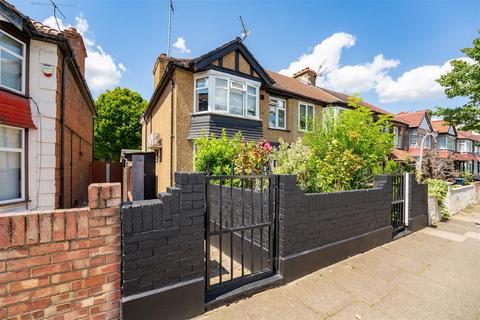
[198,205,480,320]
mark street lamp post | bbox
[417,131,439,173]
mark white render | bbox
[445,184,478,216]
[27,40,58,210]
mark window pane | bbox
[1,50,22,91]
[299,105,306,130]
[231,81,245,90]
[247,95,256,116]
[269,108,276,128]
[196,77,208,88]
[307,106,314,131]
[0,151,21,201]
[247,86,256,95]
[214,88,228,111]
[0,126,21,148]
[196,88,208,112]
[0,32,23,55]
[229,91,244,115]
[278,109,285,128]
[215,78,227,88]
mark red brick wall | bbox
[0,183,121,320]
[55,51,95,209]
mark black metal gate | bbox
[391,174,405,235]
[204,174,279,297]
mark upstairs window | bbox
[393,127,399,147]
[268,97,286,130]
[458,140,473,153]
[193,71,259,118]
[195,77,208,112]
[298,102,314,132]
[437,135,455,150]
[409,129,417,147]
[0,30,25,94]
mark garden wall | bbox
[0,183,121,320]
[120,173,205,320]
[407,174,429,231]
[278,175,394,283]
[445,184,478,215]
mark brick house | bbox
[390,110,480,174]
[141,38,403,192]
[0,0,95,212]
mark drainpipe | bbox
[170,78,175,187]
[60,55,67,209]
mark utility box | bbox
[122,151,156,201]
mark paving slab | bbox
[197,205,480,320]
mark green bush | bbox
[427,179,449,219]
[194,130,242,175]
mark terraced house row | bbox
[141,37,479,192]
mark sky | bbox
[11,0,479,114]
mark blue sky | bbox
[12,0,479,114]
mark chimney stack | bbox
[293,67,317,86]
[153,53,169,88]
[63,27,87,75]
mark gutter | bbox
[60,54,67,209]
[170,79,175,186]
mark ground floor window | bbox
[0,125,24,203]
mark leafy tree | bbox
[274,96,394,192]
[94,87,147,161]
[435,35,480,131]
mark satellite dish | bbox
[239,16,251,40]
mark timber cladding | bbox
[0,183,122,319]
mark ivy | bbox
[426,179,449,219]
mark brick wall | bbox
[407,174,429,231]
[279,175,392,257]
[0,183,121,320]
[121,173,204,297]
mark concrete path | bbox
[198,206,480,320]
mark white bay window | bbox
[0,125,24,204]
[0,30,25,94]
[194,71,260,118]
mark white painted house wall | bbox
[27,40,58,210]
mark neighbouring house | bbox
[141,38,400,192]
[454,130,480,174]
[0,0,95,213]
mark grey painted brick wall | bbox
[278,175,393,257]
[407,174,429,231]
[121,173,205,297]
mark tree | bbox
[435,34,480,131]
[94,87,147,161]
[273,95,395,192]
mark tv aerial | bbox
[239,16,251,40]
[31,0,74,30]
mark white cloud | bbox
[173,37,191,54]
[279,32,356,76]
[42,15,125,94]
[279,33,470,104]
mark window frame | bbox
[0,29,26,95]
[298,102,315,132]
[0,124,25,205]
[268,96,287,130]
[393,127,399,147]
[193,70,260,119]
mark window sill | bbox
[268,127,290,132]
[0,86,27,98]
[0,199,27,208]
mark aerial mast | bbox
[167,0,174,56]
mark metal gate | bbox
[204,174,279,297]
[391,174,406,235]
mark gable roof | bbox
[431,120,457,135]
[395,110,431,128]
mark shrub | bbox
[194,130,242,175]
[234,140,273,175]
[271,139,319,192]
[427,179,449,219]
